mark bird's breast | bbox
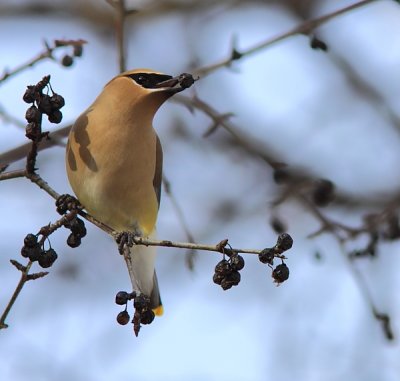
[66,111,160,235]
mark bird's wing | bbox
[153,134,163,209]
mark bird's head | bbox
[101,68,196,116]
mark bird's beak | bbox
[154,73,197,94]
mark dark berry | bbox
[215,259,232,276]
[73,45,83,57]
[38,248,58,268]
[24,233,38,248]
[115,291,130,305]
[68,217,86,238]
[25,105,41,123]
[21,246,30,258]
[276,233,293,252]
[23,86,36,103]
[48,109,62,124]
[179,73,195,89]
[116,310,130,325]
[312,179,335,207]
[67,233,81,248]
[259,248,274,265]
[310,36,328,51]
[140,309,155,325]
[230,254,245,271]
[225,270,241,286]
[50,94,65,109]
[27,246,42,262]
[134,294,150,311]
[38,94,53,115]
[61,55,74,67]
[25,122,39,140]
[270,216,286,234]
[220,271,241,290]
[56,194,70,215]
[272,263,289,284]
[220,278,233,290]
[213,272,224,285]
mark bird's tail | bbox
[123,232,163,316]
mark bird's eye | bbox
[137,75,147,85]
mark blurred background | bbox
[1,0,400,380]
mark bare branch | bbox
[194,0,378,77]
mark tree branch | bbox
[194,0,378,77]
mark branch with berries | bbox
[0,76,294,334]
[0,39,86,84]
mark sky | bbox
[1,0,400,380]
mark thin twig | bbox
[0,260,37,329]
[162,175,198,270]
[339,242,394,340]
[194,0,378,77]
[0,39,86,84]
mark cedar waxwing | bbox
[66,69,194,316]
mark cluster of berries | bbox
[258,233,293,284]
[57,41,84,68]
[23,75,65,141]
[213,251,245,290]
[115,291,155,333]
[115,291,135,326]
[55,195,87,248]
[65,217,87,248]
[21,233,58,268]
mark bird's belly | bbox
[68,145,158,235]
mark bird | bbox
[66,69,195,317]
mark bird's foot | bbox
[115,229,142,255]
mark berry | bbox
[115,291,129,305]
[24,234,38,248]
[310,36,328,51]
[215,259,232,276]
[312,179,335,207]
[48,109,62,124]
[220,271,241,290]
[50,94,65,110]
[276,233,293,252]
[225,270,241,286]
[134,294,149,311]
[258,248,274,265]
[116,310,130,325]
[272,263,290,284]
[25,122,39,140]
[213,272,224,285]
[25,105,41,123]
[230,254,245,271]
[67,233,81,248]
[68,217,86,238]
[61,55,74,67]
[140,309,155,325]
[38,248,58,268]
[23,86,36,103]
[270,216,286,234]
[220,278,233,290]
[27,246,42,262]
[21,246,30,258]
[38,94,52,115]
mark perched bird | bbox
[66,69,195,316]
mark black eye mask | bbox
[127,73,173,89]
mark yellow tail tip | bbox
[153,305,164,316]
